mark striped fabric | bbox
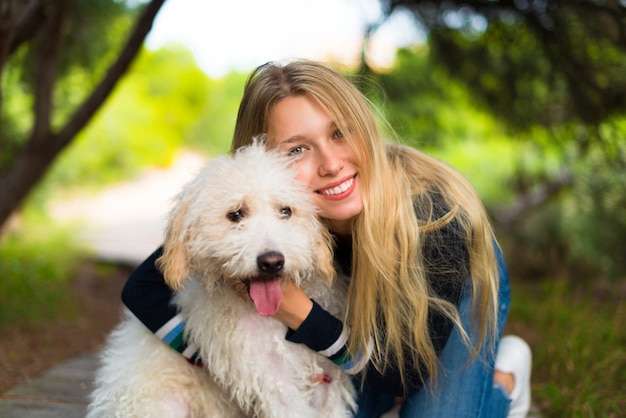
[155,313,198,360]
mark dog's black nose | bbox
[257,251,285,275]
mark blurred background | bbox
[0,1,624,416]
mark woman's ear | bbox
[156,201,191,291]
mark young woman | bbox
[122,60,531,417]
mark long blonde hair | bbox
[231,60,499,390]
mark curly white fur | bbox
[88,142,356,418]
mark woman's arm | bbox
[121,247,200,363]
[285,216,468,397]
[284,283,463,397]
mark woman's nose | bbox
[317,148,343,176]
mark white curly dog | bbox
[87,142,356,418]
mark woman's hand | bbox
[272,280,313,331]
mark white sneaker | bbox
[495,335,532,418]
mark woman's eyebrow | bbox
[330,120,347,131]
[275,135,307,151]
[281,135,307,144]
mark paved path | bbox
[0,353,96,417]
[47,150,206,265]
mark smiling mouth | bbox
[317,175,355,196]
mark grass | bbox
[508,278,625,417]
[0,215,85,328]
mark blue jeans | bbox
[355,246,512,417]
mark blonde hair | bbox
[231,60,499,391]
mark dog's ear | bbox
[315,226,336,285]
[156,201,191,291]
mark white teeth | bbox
[320,177,353,196]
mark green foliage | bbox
[561,130,626,279]
[501,119,626,280]
[366,47,502,148]
[18,44,243,214]
[365,46,526,204]
[433,138,520,205]
[0,0,137,145]
[430,22,559,130]
[428,6,626,129]
[38,46,213,196]
[0,214,83,327]
[0,49,33,170]
[52,0,138,128]
[186,71,247,155]
[510,279,625,417]
[61,0,137,71]
[367,42,626,281]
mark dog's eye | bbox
[227,209,244,222]
[280,207,292,218]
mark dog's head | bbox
[156,142,335,314]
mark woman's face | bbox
[268,95,363,235]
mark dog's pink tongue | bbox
[249,279,282,316]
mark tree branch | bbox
[51,0,166,152]
[0,0,17,73]
[31,0,67,144]
[9,0,45,53]
[0,0,46,70]
[0,0,17,152]
[490,170,573,228]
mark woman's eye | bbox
[332,129,344,139]
[288,146,305,155]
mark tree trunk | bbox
[0,0,166,232]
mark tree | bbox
[0,0,166,232]
[368,1,626,126]
[362,1,625,219]
[364,1,626,278]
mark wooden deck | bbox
[0,352,96,418]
